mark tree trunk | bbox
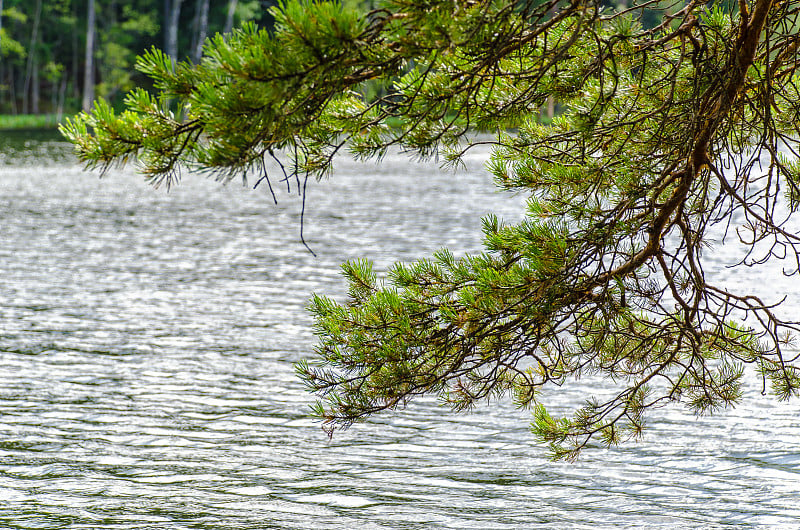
[0,0,4,111]
[57,74,67,121]
[31,57,39,114]
[82,0,96,111]
[71,0,79,103]
[166,0,184,63]
[23,0,42,114]
[8,61,17,114]
[164,0,171,51]
[224,0,237,35]
[0,0,5,55]
[192,0,209,63]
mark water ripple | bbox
[1,135,799,527]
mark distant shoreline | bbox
[0,114,71,131]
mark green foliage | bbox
[0,7,27,59]
[65,0,800,459]
[0,0,258,115]
[95,4,160,102]
[0,28,25,58]
[232,0,262,25]
[0,113,64,129]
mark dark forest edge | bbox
[0,0,261,116]
[0,1,377,118]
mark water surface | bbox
[1,131,799,528]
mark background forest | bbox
[0,0,373,118]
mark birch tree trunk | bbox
[192,0,209,63]
[224,0,237,35]
[22,0,42,114]
[0,0,5,55]
[166,0,184,63]
[0,0,4,110]
[31,58,39,114]
[57,74,67,121]
[82,0,96,112]
[164,0,171,52]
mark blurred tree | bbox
[81,0,94,111]
[223,0,237,33]
[164,0,183,62]
[21,0,41,113]
[95,2,160,103]
[191,0,210,63]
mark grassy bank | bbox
[0,114,69,130]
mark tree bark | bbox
[22,0,42,114]
[164,0,171,51]
[192,0,209,63]
[57,74,67,121]
[31,56,39,114]
[82,0,96,111]
[7,60,16,114]
[0,0,3,112]
[166,0,184,63]
[224,0,237,35]
[0,0,5,55]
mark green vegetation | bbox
[0,113,64,129]
[63,0,800,459]
[0,0,272,116]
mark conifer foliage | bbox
[63,0,800,459]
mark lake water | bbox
[1,130,799,528]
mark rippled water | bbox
[1,130,799,528]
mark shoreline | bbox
[0,114,71,131]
